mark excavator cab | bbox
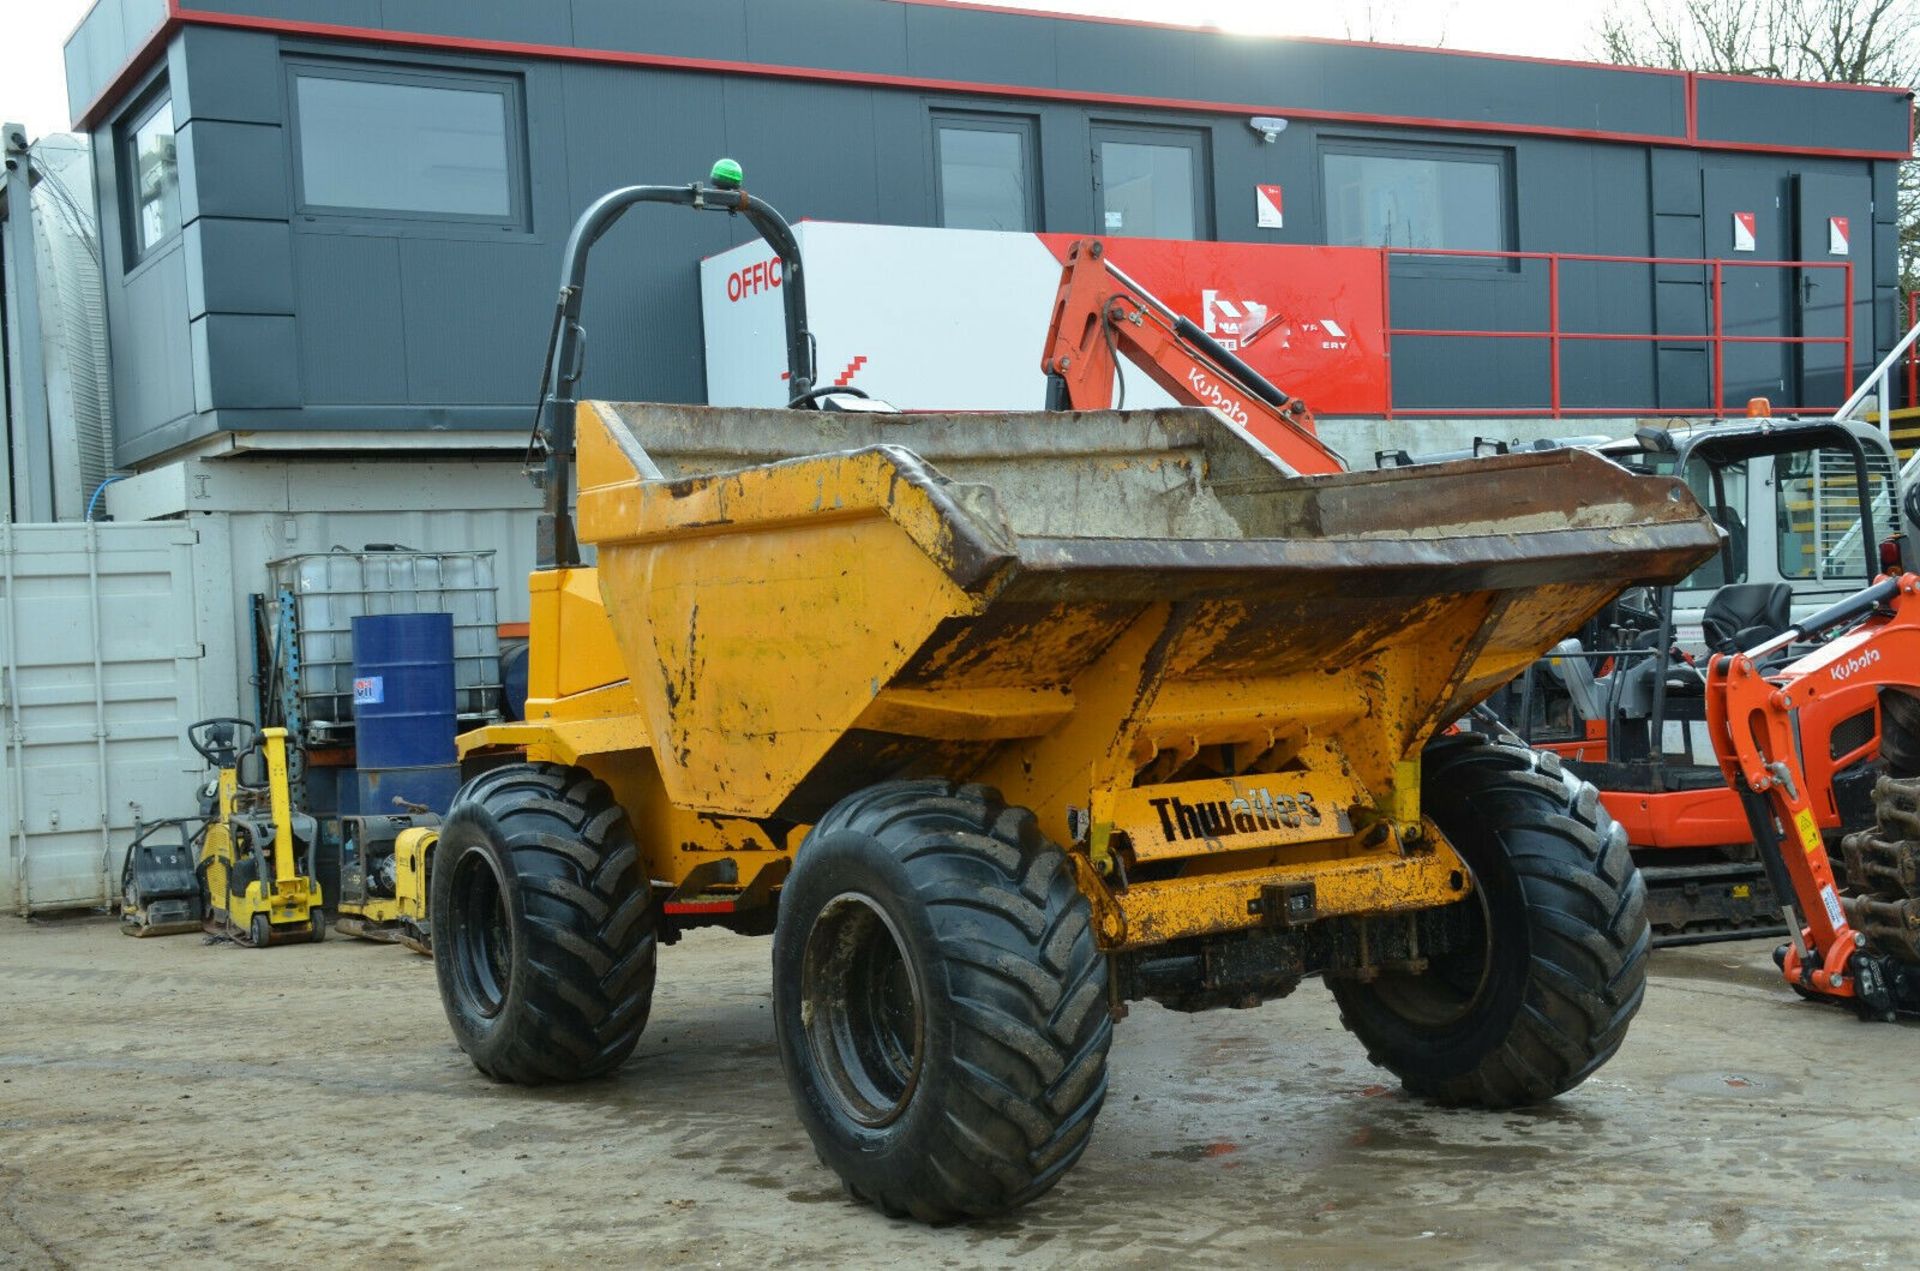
[1494,415,1909,944]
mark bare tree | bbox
[1343,0,1454,47]
[1597,1,1919,297]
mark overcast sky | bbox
[11,0,1618,141]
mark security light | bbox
[1249,116,1288,143]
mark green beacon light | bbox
[710,158,744,190]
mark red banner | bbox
[1039,235,1390,415]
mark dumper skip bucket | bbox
[568,404,1718,830]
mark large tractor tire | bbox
[772,780,1112,1223]
[1331,733,1649,1107]
[431,763,657,1085]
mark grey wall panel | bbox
[1650,148,1702,216]
[902,8,1057,87]
[292,234,408,404]
[184,0,381,23]
[559,65,734,407]
[113,250,198,454]
[192,314,300,408]
[742,0,909,76]
[65,0,123,122]
[184,219,296,317]
[1184,35,1328,115]
[571,0,748,58]
[171,27,287,126]
[64,0,167,123]
[1055,22,1202,101]
[720,80,882,222]
[177,121,290,223]
[380,0,573,46]
[399,240,555,403]
[1308,47,1685,138]
[1697,79,1910,155]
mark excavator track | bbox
[1839,776,1920,967]
[1640,861,1789,948]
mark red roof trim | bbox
[66,2,1908,161]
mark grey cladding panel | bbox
[1649,149,1702,216]
[185,219,296,317]
[1309,46,1684,138]
[177,121,290,222]
[1056,23,1201,101]
[172,27,288,126]
[113,248,198,451]
[192,314,300,408]
[184,0,380,21]
[1201,38,1326,114]
[64,0,122,122]
[71,0,167,116]
[557,66,729,198]
[903,8,1057,86]
[293,233,408,405]
[380,0,573,45]
[559,66,735,407]
[742,0,908,75]
[720,80,881,224]
[571,0,748,58]
[400,239,554,404]
[1696,79,1909,154]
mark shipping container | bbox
[0,521,206,914]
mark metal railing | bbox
[1382,248,1853,419]
[1833,301,1920,427]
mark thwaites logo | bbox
[1147,788,1322,843]
[1829,647,1880,683]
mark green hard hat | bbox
[710,158,744,189]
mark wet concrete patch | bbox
[1,923,1915,1267]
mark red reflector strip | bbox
[664,900,739,915]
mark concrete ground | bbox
[1,915,1913,1269]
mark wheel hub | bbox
[801,893,925,1128]
[448,850,513,1018]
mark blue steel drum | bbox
[351,612,457,768]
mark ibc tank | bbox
[351,613,460,814]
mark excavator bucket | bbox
[571,403,1719,852]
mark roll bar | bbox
[532,162,814,568]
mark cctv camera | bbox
[1249,116,1288,143]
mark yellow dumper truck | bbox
[432,166,1720,1221]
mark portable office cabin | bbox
[63,0,1915,469]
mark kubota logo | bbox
[1186,368,1251,426]
[1830,648,1880,682]
[1148,788,1322,843]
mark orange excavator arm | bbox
[1039,239,1346,476]
[1705,572,1920,1019]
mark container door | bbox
[0,524,206,914]
[1702,167,1794,410]
[1792,172,1873,412]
